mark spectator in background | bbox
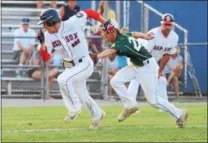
[36,0,57,9]
[13,18,36,67]
[164,48,183,96]
[97,0,116,20]
[28,46,59,91]
[107,53,119,98]
[59,0,80,21]
[94,1,116,33]
[87,1,117,55]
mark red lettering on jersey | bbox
[52,40,62,48]
[71,39,80,47]
[69,34,73,41]
[159,46,163,50]
[65,32,78,42]
[164,47,171,51]
[74,33,78,39]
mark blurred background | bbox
[1,0,207,101]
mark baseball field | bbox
[2,100,207,142]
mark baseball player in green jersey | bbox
[97,20,188,128]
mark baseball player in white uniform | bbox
[127,14,188,125]
[36,8,115,129]
[129,13,179,101]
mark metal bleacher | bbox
[1,1,103,99]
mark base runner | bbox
[36,8,115,129]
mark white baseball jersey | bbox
[44,11,89,61]
[146,27,179,62]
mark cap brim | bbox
[37,20,44,25]
[161,21,174,25]
[22,22,29,25]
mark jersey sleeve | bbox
[145,28,157,52]
[145,39,155,52]
[44,34,53,54]
[148,28,157,35]
[65,11,88,29]
[166,34,179,55]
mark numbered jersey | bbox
[44,11,89,61]
[111,33,152,67]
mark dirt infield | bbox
[2,99,207,107]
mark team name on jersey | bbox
[153,46,172,52]
[52,40,62,48]
[65,32,80,47]
[65,32,78,42]
[52,32,80,48]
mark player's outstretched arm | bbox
[84,9,106,24]
[84,9,115,33]
[131,32,154,40]
[97,49,117,59]
[158,54,171,77]
[36,30,51,62]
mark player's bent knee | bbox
[110,77,120,87]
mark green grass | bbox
[2,104,207,142]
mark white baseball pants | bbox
[111,57,183,120]
[129,76,168,101]
[57,56,103,121]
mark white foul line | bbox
[2,125,207,134]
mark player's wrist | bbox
[158,69,163,73]
[40,43,46,51]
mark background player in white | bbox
[129,13,180,104]
[36,8,115,129]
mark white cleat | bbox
[89,110,105,129]
[176,109,188,128]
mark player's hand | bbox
[89,52,98,63]
[37,29,45,44]
[104,21,116,34]
[144,32,154,40]
[158,71,164,78]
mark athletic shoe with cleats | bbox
[117,107,138,122]
[64,111,80,122]
[89,110,105,129]
[176,109,188,128]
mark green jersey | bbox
[111,32,152,67]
